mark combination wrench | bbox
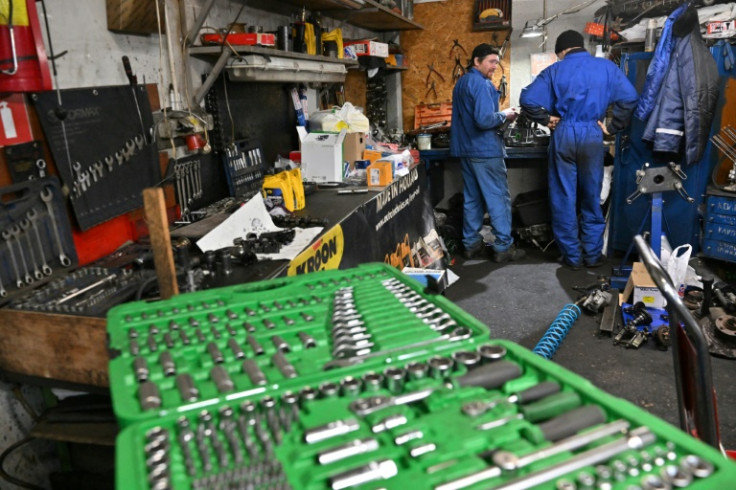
[19,219,43,280]
[40,187,72,267]
[9,225,33,285]
[1,229,25,288]
[26,209,53,276]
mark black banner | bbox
[288,165,443,275]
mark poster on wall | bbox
[287,165,444,275]
[530,52,558,82]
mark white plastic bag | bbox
[662,243,692,293]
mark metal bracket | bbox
[625,162,694,204]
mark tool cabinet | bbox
[108,263,736,489]
[703,187,736,263]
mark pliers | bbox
[449,39,467,59]
[452,54,465,83]
[426,63,445,86]
[425,81,437,100]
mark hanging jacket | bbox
[634,3,688,121]
[450,68,507,158]
[642,7,720,165]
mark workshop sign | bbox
[288,165,443,275]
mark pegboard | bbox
[400,0,511,130]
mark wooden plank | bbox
[143,187,179,299]
[0,310,108,387]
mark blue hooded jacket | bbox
[634,3,689,121]
[450,68,507,158]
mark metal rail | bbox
[634,234,720,449]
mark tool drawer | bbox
[109,264,736,489]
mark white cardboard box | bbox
[344,40,389,58]
[298,128,347,183]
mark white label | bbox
[0,102,17,139]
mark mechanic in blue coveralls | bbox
[450,44,524,263]
[520,30,638,270]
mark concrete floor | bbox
[445,246,736,451]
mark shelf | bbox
[190,44,359,105]
[190,44,360,66]
[243,0,423,31]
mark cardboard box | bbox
[367,161,392,187]
[344,133,366,169]
[344,40,389,58]
[106,0,165,34]
[622,262,667,308]
[299,129,347,183]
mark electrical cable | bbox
[223,73,235,145]
[0,437,45,490]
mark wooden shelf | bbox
[243,0,423,31]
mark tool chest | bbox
[703,188,736,263]
[108,263,736,489]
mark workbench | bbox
[420,146,549,205]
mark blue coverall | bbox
[520,50,638,266]
[450,68,512,253]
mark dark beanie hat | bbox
[555,30,584,54]
[468,43,499,69]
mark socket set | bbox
[109,264,736,489]
[221,141,265,199]
[7,266,155,317]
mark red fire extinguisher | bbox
[0,0,52,92]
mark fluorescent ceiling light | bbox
[227,55,347,83]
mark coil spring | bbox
[533,304,581,359]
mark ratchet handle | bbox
[457,360,522,390]
[537,405,607,443]
[515,381,561,404]
[522,391,581,423]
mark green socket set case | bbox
[108,263,736,489]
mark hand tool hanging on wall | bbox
[425,81,438,100]
[452,55,466,83]
[425,63,445,86]
[449,39,467,60]
[122,55,149,144]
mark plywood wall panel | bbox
[345,70,367,111]
[400,0,510,130]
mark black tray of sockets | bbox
[221,140,265,199]
[110,264,736,489]
[0,177,77,300]
[7,265,155,317]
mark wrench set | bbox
[173,155,205,222]
[107,264,736,489]
[31,86,160,230]
[222,141,265,199]
[0,178,77,299]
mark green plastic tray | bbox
[109,263,736,489]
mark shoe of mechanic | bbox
[493,244,525,263]
[463,242,489,260]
